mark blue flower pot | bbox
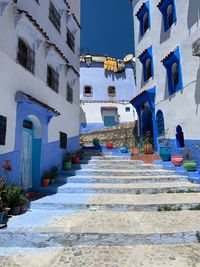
[120,146,128,153]
[159,146,171,161]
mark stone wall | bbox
[80,122,137,149]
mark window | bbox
[176,125,185,148]
[158,0,176,31]
[84,86,92,96]
[47,65,59,92]
[17,38,35,73]
[67,83,73,103]
[162,47,183,95]
[67,28,75,52]
[139,46,154,82]
[49,1,61,32]
[136,1,150,37]
[60,132,67,149]
[108,86,116,97]
[125,107,131,112]
[156,110,165,137]
[0,115,7,145]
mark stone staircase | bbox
[1,153,200,266]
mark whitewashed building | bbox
[0,0,80,190]
[80,55,137,133]
[131,0,200,166]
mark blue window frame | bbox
[162,46,183,95]
[156,110,165,137]
[157,0,177,31]
[136,1,150,37]
[139,46,154,82]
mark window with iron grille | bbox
[47,65,59,92]
[67,28,75,52]
[17,38,35,74]
[67,84,73,103]
[108,86,116,97]
[49,1,61,32]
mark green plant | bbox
[143,131,153,145]
[93,138,100,146]
[50,166,58,180]
[65,153,71,162]
[19,196,27,206]
[6,183,24,208]
[133,136,139,148]
[184,150,191,160]
[0,176,7,210]
[189,204,200,211]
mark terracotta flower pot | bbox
[72,156,80,164]
[106,143,113,149]
[144,144,153,154]
[132,147,139,155]
[42,178,49,187]
[171,156,183,167]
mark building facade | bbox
[131,0,200,165]
[80,55,137,133]
[0,0,80,190]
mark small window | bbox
[67,84,73,103]
[156,110,165,137]
[60,132,67,149]
[84,86,92,96]
[67,28,75,52]
[146,58,152,80]
[143,12,149,34]
[125,107,131,112]
[17,38,35,73]
[158,0,176,32]
[47,65,59,92]
[176,125,185,148]
[0,115,7,145]
[49,1,61,32]
[172,62,179,87]
[108,86,116,97]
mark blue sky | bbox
[80,0,134,59]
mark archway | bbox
[141,105,153,139]
[20,115,42,190]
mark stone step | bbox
[57,174,187,184]
[60,169,176,177]
[1,244,200,266]
[84,156,132,161]
[80,159,144,165]
[1,211,200,246]
[39,181,200,194]
[30,192,200,212]
[72,163,164,170]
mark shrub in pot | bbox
[63,153,72,170]
[183,150,197,172]
[143,131,153,154]
[20,196,28,213]
[92,137,100,147]
[79,150,84,160]
[49,166,58,184]
[6,183,24,215]
[132,136,140,155]
[72,151,80,164]
[171,156,184,167]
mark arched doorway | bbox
[20,115,42,190]
[141,105,153,137]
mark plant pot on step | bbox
[183,160,197,172]
[42,178,49,187]
[11,206,21,216]
[106,143,113,149]
[0,211,5,223]
[132,147,140,155]
[63,161,72,170]
[120,146,128,153]
[144,144,153,154]
[72,156,80,164]
[171,156,183,167]
[159,146,171,161]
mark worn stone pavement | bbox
[0,154,200,266]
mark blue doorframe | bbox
[130,87,158,151]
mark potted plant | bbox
[120,146,128,153]
[20,196,28,213]
[42,171,51,187]
[183,150,197,172]
[143,131,153,154]
[132,136,140,155]
[79,150,84,160]
[63,153,72,170]
[106,143,113,149]
[6,184,23,215]
[92,137,100,147]
[171,155,184,167]
[72,151,80,164]
[49,166,58,184]
[159,130,171,161]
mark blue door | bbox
[104,116,115,127]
